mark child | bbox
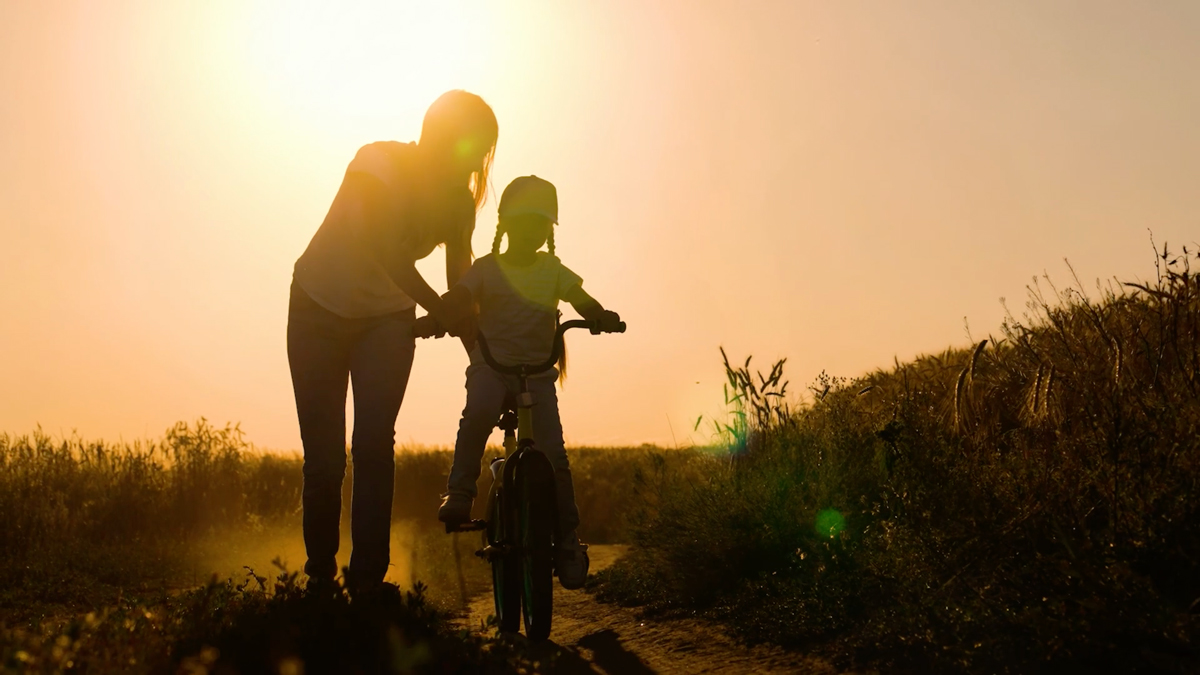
[433,175,621,590]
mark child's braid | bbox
[547,228,555,257]
[491,227,504,255]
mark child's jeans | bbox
[447,364,580,539]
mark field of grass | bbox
[7,248,1198,672]
[0,416,665,671]
[597,246,1200,672]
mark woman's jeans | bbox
[287,281,415,586]
[447,364,581,540]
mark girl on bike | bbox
[427,175,621,590]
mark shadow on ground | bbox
[538,629,655,674]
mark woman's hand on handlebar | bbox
[412,315,445,339]
[413,287,476,340]
[433,286,477,339]
[413,313,477,355]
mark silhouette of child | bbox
[424,175,621,590]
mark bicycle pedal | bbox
[445,519,487,534]
[476,543,509,561]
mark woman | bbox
[288,90,497,591]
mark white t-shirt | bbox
[457,252,583,369]
[293,141,473,319]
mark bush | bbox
[599,246,1200,673]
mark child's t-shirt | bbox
[456,252,583,369]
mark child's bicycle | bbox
[428,318,624,641]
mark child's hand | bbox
[596,310,624,333]
[413,315,446,339]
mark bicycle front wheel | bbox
[485,460,521,633]
[515,447,557,641]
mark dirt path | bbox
[455,545,845,675]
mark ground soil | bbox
[455,545,850,675]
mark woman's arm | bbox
[444,238,478,351]
[445,237,472,290]
[345,173,472,334]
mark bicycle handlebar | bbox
[476,319,626,377]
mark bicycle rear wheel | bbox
[515,447,557,641]
[485,460,521,633]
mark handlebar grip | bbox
[589,320,627,335]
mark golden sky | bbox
[2,1,1198,449]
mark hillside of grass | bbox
[597,246,1200,673]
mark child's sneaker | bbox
[555,532,590,590]
[437,492,473,524]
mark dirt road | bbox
[455,545,844,675]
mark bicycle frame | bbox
[494,390,534,458]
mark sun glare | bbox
[241,0,494,136]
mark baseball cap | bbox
[498,175,558,224]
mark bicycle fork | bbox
[478,387,536,562]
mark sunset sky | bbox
[2,1,1198,450]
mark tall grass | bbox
[0,423,669,669]
[599,245,1200,673]
[0,422,298,551]
[0,421,300,614]
[0,417,664,621]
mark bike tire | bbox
[485,460,521,633]
[515,447,557,641]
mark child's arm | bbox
[563,286,622,331]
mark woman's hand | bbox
[434,286,477,339]
[412,315,446,339]
[442,311,477,340]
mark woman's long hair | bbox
[420,89,498,216]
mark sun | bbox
[241,0,494,136]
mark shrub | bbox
[599,245,1200,673]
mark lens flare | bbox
[815,509,845,539]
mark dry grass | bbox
[0,422,669,670]
[599,244,1200,673]
[0,419,666,623]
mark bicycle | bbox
[424,318,624,641]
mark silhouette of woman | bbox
[287,90,497,590]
